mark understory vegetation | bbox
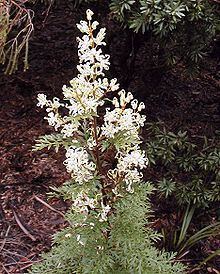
[0,1,219,274]
[145,123,220,208]
[145,123,220,263]
[1,0,219,74]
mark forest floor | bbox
[0,2,220,273]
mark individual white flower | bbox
[73,191,97,215]
[76,20,89,34]
[86,126,101,149]
[110,78,119,91]
[131,99,138,110]
[124,169,142,193]
[46,97,63,113]
[86,9,94,21]
[37,93,48,108]
[82,97,103,113]
[99,203,111,222]
[117,150,148,171]
[77,35,91,54]
[61,123,77,137]
[65,233,72,238]
[77,63,93,77]
[112,97,119,108]
[87,136,97,150]
[138,102,145,111]
[64,147,96,184]
[76,234,85,246]
[96,55,110,72]
[62,84,74,99]
[45,112,62,130]
[66,99,82,116]
[94,28,106,46]
[91,21,99,30]
[118,90,133,107]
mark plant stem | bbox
[93,116,101,172]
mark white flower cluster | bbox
[37,95,64,130]
[72,191,111,223]
[109,149,148,193]
[103,91,148,193]
[73,191,97,215]
[37,9,119,137]
[37,10,148,228]
[64,147,96,184]
[102,90,146,141]
[117,149,148,193]
[118,150,147,170]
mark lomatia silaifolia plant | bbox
[31,10,185,274]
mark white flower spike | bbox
[36,9,148,231]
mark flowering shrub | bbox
[30,10,185,273]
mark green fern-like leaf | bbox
[33,134,75,152]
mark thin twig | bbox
[19,262,37,271]
[33,194,65,218]
[4,258,41,267]
[1,263,10,274]
[42,0,54,27]
[12,209,36,242]
[2,248,30,259]
[0,225,11,252]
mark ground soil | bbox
[0,2,219,273]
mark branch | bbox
[12,209,37,242]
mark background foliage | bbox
[0,0,219,74]
[145,123,220,208]
[76,0,218,70]
[0,0,34,74]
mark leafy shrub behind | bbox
[145,123,220,208]
[73,0,218,71]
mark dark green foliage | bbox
[72,0,218,69]
[112,0,218,67]
[145,124,220,263]
[161,204,220,259]
[145,123,220,208]
[30,183,186,273]
[2,0,217,74]
[74,0,96,6]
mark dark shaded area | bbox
[0,2,219,273]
